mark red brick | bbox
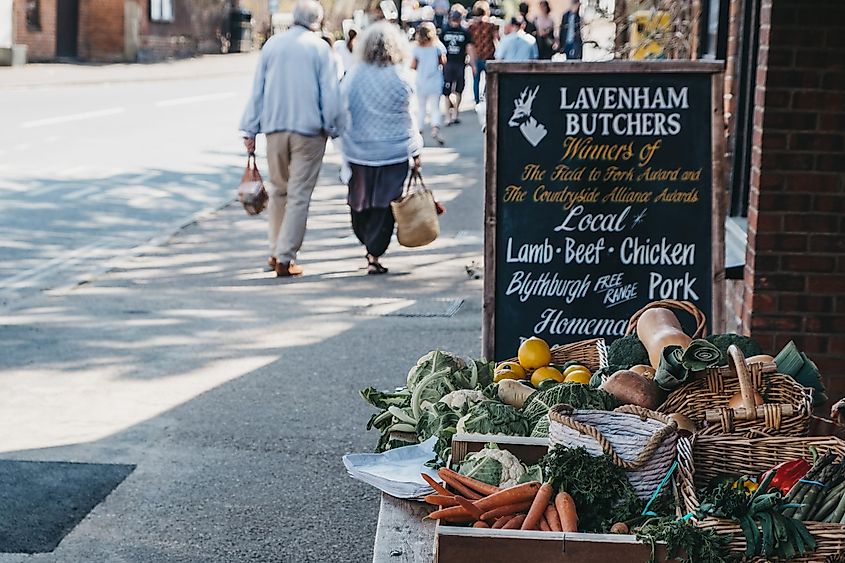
[751,314,803,331]
[766,48,794,68]
[793,49,845,70]
[779,294,834,313]
[783,214,840,232]
[754,292,778,313]
[807,275,845,293]
[765,69,823,89]
[770,26,826,48]
[755,274,807,291]
[762,132,789,150]
[755,211,783,231]
[818,114,845,132]
[816,154,845,172]
[804,316,845,333]
[782,254,837,272]
[762,151,815,170]
[822,72,845,90]
[763,111,818,130]
[830,336,845,355]
[810,235,845,253]
[758,194,813,213]
[815,195,845,213]
[764,88,791,107]
[784,172,842,193]
[789,133,845,152]
[789,333,829,354]
[752,253,780,271]
[759,171,785,190]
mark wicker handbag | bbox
[391,169,439,248]
[659,346,812,436]
[677,435,845,562]
[502,338,608,374]
[548,404,678,499]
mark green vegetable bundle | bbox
[636,517,731,563]
[522,382,619,435]
[783,452,845,524]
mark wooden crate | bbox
[435,434,669,563]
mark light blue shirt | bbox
[495,30,539,61]
[240,26,343,138]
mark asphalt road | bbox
[0,57,257,309]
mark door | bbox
[56,0,79,58]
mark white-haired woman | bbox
[341,22,423,275]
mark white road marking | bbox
[21,107,126,129]
[155,92,236,107]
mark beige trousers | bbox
[265,131,327,263]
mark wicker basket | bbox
[677,435,845,562]
[658,346,812,436]
[624,299,708,338]
[503,337,608,374]
[548,404,678,499]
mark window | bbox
[26,0,41,30]
[150,0,174,23]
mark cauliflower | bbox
[439,389,486,409]
[456,443,527,487]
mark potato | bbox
[599,369,663,410]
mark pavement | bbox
[0,56,486,562]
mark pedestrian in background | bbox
[431,0,450,32]
[467,1,498,104]
[341,22,424,275]
[441,6,475,125]
[518,2,536,35]
[560,0,583,60]
[411,22,447,145]
[240,0,343,277]
[334,28,358,76]
[495,16,538,61]
[534,0,555,60]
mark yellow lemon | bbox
[531,366,564,388]
[518,337,552,370]
[564,369,592,385]
[563,364,589,378]
[494,362,526,382]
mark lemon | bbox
[564,369,592,385]
[494,362,526,382]
[531,366,564,388]
[518,337,552,370]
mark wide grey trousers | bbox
[265,131,327,263]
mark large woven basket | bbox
[677,435,845,562]
[548,404,678,499]
[504,337,608,374]
[624,299,708,338]
[659,345,812,436]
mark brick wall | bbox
[78,0,125,61]
[136,0,231,61]
[13,0,57,60]
[742,0,845,400]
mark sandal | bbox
[366,254,388,275]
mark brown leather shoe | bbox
[275,260,304,277]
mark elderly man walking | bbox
[240,0,343,277]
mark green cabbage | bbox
[457,400,530,436]
[522,382,619,428]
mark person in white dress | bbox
[411,22,447,146]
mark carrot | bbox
[421,473,451,497]
[555,491,578,532]
[438,467,500,496]
[426,505,472,522]
[473,521,490,528]
[474,482,541,512]
[539,516,551,531]
[522,482,554,530]
[502,514,527,529]
[423,495,458,507]
[454,496,485,520]
[492,515,513,529]
[437,471,483,500]
[479,500,533,521]
[544,504,562,532]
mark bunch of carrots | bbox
[421,468,578,532]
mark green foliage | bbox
[459,400,530,437]
[607,334,650,367]
[589,364,629,387]
[360,386,411,410]
[522,382,620,427]
[636,517,731,563]
[540,445,643,532]
[416,401,462,462]
[704,333,763,362]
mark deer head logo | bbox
[508,86,547,147]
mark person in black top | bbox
[518,2,536,35]
[441,6,475,125]
[559,0,583,60]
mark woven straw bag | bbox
[391,169,439,248]
[548,404,678,499]
[658,346,812,436]
[503,338,608,374]
[677,435,845,562]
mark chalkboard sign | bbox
[483,62,725,361]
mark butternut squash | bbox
[636,308,693,368]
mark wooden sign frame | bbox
[482,61,726,360]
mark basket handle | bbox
[549,404,677,470]
[624,300,707,338]
[728,345,758,419]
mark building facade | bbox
[12,0,242,62]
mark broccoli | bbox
[606,334,650,368]
[705,333,763,363]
